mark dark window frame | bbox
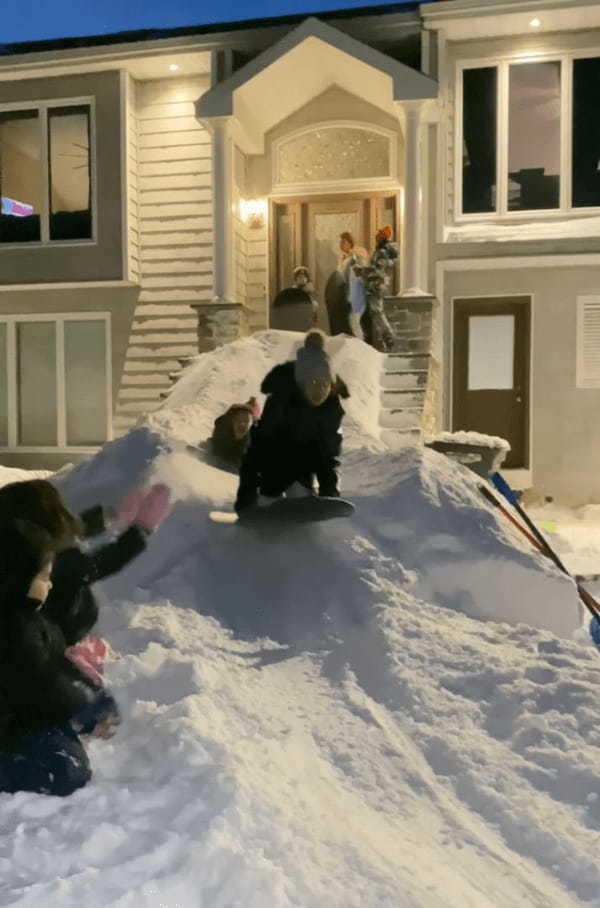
[0,96,95,246]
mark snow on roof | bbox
[1,330,598,905]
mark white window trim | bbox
[576,295,600,389]
[454,49,600,224]
[0,311,112,453]
[0,95,97,248]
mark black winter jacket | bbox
[44,510,146,645]
[235,362,349,511]
[0,519,146,749]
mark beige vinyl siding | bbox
[232,145,268,331]
[114,75,212,432]
[246,233,268,330]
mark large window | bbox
[460,55,600,217]
[0,100,93,244]
[0,314,110,451]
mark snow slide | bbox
[0,332,598,907]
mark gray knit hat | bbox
[294,330,332,386]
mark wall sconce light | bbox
[529,17,541,28]
[240,198,267,229]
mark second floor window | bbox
[460,56,600,217]
[0,100,93,244]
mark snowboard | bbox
[210,496,355,527]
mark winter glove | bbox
[113,486,146,532]
[134,483,171,533]
[234,487,257,514]
[71,687,121,737]
[65,635,107,687]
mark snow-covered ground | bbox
[1,331,600,908]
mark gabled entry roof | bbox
[197,16,438,152]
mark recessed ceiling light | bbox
[169,63,180,72]
[530,17,541,28]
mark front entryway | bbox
[452,296,531,469]
[271,192,398,332]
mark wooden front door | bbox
[453,297,531,468]
[271,193,398,332]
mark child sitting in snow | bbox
[208,396,261,470]
[235,331,349,512]
[0,479,171,797]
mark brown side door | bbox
[453,297,531,469]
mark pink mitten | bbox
[114,486,146,531]
[65,635,107,686]
[134,483,171,533]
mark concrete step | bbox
[388,338,432,355]
[381,370,429,391]
[384,353,430,372]
[381,427,422,449]
[381,389,425,408]
[379,407,423,430]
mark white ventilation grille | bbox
[577,296,600,388]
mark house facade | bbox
[1,0,599,503]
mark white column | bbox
[397,101,428,297]
[208,116,234,303]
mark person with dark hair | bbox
[271,265,319,332]
[235,330,349,513]
[0,479,172,796]
[207,396,261,470]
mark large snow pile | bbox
[1,331,599,907]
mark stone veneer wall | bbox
[191,302,251,353]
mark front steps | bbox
[378,297,438,448]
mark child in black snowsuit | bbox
[0,479,170,796]
[235,331,349,512]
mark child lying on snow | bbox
[208,396,261,470]
[0,479,171,797]
[235,330,349,512]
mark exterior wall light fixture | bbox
[240,198,267,229]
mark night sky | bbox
[2,0,422,45]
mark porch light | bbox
[240,198,267,229]
[529,17,541,28]
[169,63,180,72]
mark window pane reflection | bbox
[508,62,561,210]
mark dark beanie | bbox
[294,331,332,386]
[0,518,54,603]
